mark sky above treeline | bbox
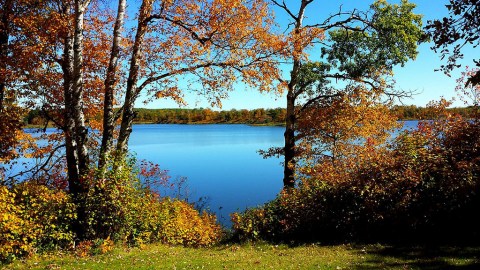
[134,0,478,110]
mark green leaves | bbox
[321,0,424,79]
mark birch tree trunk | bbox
[61,30,80,192]
[99,0,127,169]
[72,0,91,177]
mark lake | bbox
[4,121,419,226]
[129,121,419,225]
[129,124,285,225]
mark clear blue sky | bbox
[135,0,478,110]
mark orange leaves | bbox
[297,83,399,171]
[140,0,285,105]
[154,87,186,106]
[288,27,325,61]
[0,102,29,163]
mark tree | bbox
[2,0,285,238]
[427,0,480,86]
[266,0,424,187]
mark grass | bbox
[3,242,480,270]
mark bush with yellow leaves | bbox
[82,158,222,248]
[0,183,76,262]
[156,199,222,247]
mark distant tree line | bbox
[24,106,478,126]
[24,108,287,126]
[392,105,477,120]
[134,108,286,125]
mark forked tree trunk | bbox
[99,0,127,169]
[116,0,153,158]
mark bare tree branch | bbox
[271,0,298,22]
[7,144,66,182]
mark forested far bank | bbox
[23,105,480,126]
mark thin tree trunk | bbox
[99,0,127,169]
[116,0,153,158]
[283,88,296,187]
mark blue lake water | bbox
[129,121,419,225]
[3,121,420,226]
[129,124,285,224]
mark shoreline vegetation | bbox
[24,105,477,128]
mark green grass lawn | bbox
[3,243,480,270]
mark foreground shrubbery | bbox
[0,160,222,263]
[232,113,480,243]
[0,183,76,262]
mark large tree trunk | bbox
[116,0,153,158]
[99,0,126,169]
[72,0,90,177]
[281,1,307,188]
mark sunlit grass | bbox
[4,242,480,270]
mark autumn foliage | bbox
[1,159,222,262]
[233,102,480,244]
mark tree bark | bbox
[115,0,153,158]
[72,0,91,176]
[62,30,81,193]
[99,0,126,169]
[281,0,308,188]
[283,89,296,187]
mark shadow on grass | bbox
[353,245,480,270]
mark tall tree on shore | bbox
[98,0,126,169]
[2,0,285,238]
[265,0,424,187]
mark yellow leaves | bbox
[1,182,77,262]
[156,199,222,247]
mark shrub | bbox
[156,199,222,247]
[83,158,222,247]
[2,157,222,263]
[0,186,34,262]
[232,114,480,244]
[13,182,77,250]
[0,183,76,262]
